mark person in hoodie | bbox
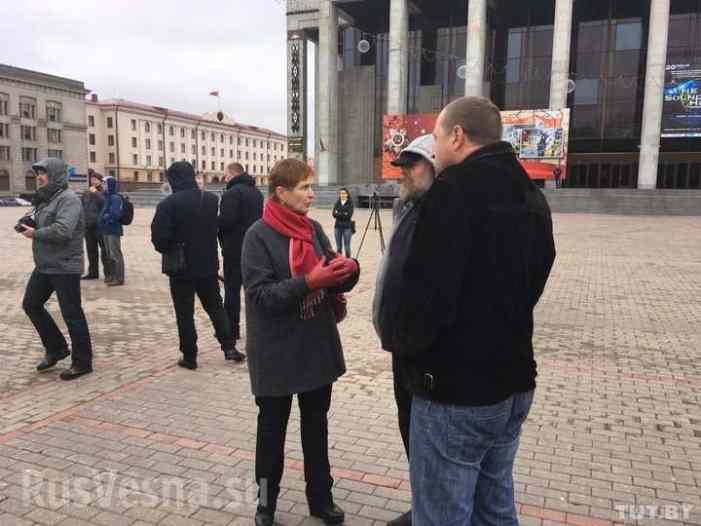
[18,158,94,380]
[151,161,238,369]
[218,162,263,360]
[81,170,110,280]
[98,176,125,286]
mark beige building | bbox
[86,97,287,187]
[0,64,89,194]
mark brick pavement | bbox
[0,207,699,526]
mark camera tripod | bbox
[355,192,386,259]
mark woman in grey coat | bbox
[242,159,359,526]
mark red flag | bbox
[209,90,219,97]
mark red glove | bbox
[305,258,353,290]
[334,257,358,277]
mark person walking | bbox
[81,170,110,280]
[241,159,359,526]
[151,161,239,368]
[18,158,94,380]
[372,135,436,526]
[218,162,263,358]
[331,187,354,257]
[389,97,556,525]
[98,176,125,286]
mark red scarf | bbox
[262,199,320,277]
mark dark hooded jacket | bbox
[389,142,556,406]
[31,158,85,275]
[98,176,123,236]
[218,173,263,262]
[151,162,220,278]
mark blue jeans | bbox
[334,227,352,257]
[410,390,535,526]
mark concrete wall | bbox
[339,65,376,185]
[544,189,701,215]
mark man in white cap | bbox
[372,134,435,526]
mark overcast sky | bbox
[0,0,293,134]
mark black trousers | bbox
[84,224,110,278]
[392,355,412,460]
[22,270,93,369]
[169,275,235,360]
[255,384,334,513]
[223,257,242,340]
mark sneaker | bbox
[224,349,246,363]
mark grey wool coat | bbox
[241,218,360,397]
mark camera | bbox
[14,214,36,233]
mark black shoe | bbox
[81,274,98,280]
[387,510,411,526]
[36,349,70,371]
[224,349,246,362]
[59,366,93,381]
[255,509,275,526]
[310,503,345,525]
[177,358,198,370]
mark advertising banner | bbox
[382,109,570,180]
[662,63,701,138]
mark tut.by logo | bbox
[615,504,694,521]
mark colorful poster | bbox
[382,109,570,180]
[662,63,701,138]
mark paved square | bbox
[0,206,699,526]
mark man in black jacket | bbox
[151,162,239,369]
[218,162,263,359]
[81,171,110,280]
[391,97,556,525]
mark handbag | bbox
[162,242,187,276]
[334,293,348,323]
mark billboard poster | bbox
[382,109,570,180]
[662,63,701,138]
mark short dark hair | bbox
[441,96,502,146]
[269,159,313,201]
[227,162,245,175]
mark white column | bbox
[388,0,409,114]
[549,0,574,110]
[317,0,338,185]
[464,0,488,97]
[638,0,671,189]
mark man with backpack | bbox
[99,176,127,286]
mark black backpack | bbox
[119,194,134,225]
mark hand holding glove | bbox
[305,258,355,291]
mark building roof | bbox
[88,98,287,139]
[0,64,88,94]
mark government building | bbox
[86,97,288,188]
[286,0,701,190]
[0,65,89,194]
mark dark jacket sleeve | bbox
[150,199,176,254]
[242,228,312,317]
[393,179,469,358]
[218,188,241,234]
[33,194,82,244]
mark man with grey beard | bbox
[372,134,435,526]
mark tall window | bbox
[0,93,8,116]
[220,133,224,142]
[170,142,175,153]
[158,123,163,134]
[133,154,138,165]
[181,128,186,138]
[131,119,137,131]
[90,151,96,162]
[88,115,95,127]
[22,147,37,162]
[145,138,151,150]
[146,155,152,166]
[0,146,10,161]
[21,126,36,141]
[191,129,196,140]
[109,152,116,164]
[89,133,96,145]
[48,129,62,144]
[158,140,163,150]
[211,132,216,141]
[0,123,9,139]
[220,148,224,157]
[169,126,174,136]
[181,144,186,153]
[211,160,215,170]
[145,121,151,133]
[211,147,215,156]
[19,98,36,119]
[192,144,196,154]
[131,137,138,148]
[46,102,62,123]
[107,117,113,128]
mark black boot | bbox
[254,508,275,526]
[60,365,93,381]
[224,348,246,362]
[387,510,411,526]
[310,503,345,525]
[36,349,70,371]
[177,358,198,370]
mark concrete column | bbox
[638,0,671,189]
[464,0,488,97]
[286,33,308,163]
[387,0,409,114]
[549,0,574,110]
[314,41,320,170]
[317,0,338,185]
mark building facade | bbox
[287,0,701,189]
[86,97,287,187]
[0,64,89,194]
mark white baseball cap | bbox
[391,134,436,168]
